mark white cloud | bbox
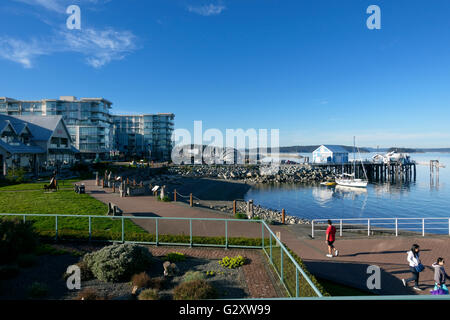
[1,0,137,68]
[0,27,137,69]
[13,0,111,13]
[60,28,137,68]
[14,0,65,12]
[187,4,226,16]
[0,37,50,68]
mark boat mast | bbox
[353,136,356,177]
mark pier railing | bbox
[311,217,450,238]
[0,213,323,298]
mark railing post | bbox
[189,219,193,247]
[174,189,177,202]
[225,220,228,249]
[395,218,398,237]
[295,268,299,297]
[23,215,26,223]
[281,209,285,224]
[233,200,236,215]
[261,222,264,249]
[55,216,58,241]
[311,220,314,238]
[121,217,125,243]
[340,219,343,237]
[155,218,159,246]
[269,233,273,262]
[368,219,370,237]
[190,193,193,207]
[280,248,284,283]
[422,218,425,237]
[89,216,92,242]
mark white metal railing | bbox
[311,217,450,238]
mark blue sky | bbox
[1,0,450,148]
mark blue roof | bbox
[0,139,45,154]
[316,145,349,154]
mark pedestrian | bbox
[402,244,424,291]
[325,220,338,258]
[432,257,450,293]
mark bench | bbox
[74,184,85,194]
[107,202,123,216]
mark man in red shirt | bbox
[325,220,339,258]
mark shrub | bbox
[75,288,105,300]
[5,168,26,183]
[0,218,39,265]
[83,244,152,282]
[17,254,37,268]
[234,213,247,220]
[173,280,217,300]
[166,252,186,262]
[28,282,48,299]
[205,271,215,277]
[0,265,20,280]
[76,260,94,281]
[131,272,152,289]
[182,271,207,283]
[219,255,246,269]
[138,289,159,300]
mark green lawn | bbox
[0,181,147,240]
[0,179,80,191]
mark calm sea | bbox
[244,153,450,222]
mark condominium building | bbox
[112,113,175,161]
[0,96,113,159]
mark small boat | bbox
[336,137,368,188]
[320,181,337,186]
[335,173,368,188]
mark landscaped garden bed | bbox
[0,240,254,300]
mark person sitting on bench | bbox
[44,176,58,191]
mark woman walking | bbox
[402,244,424,291]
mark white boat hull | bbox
[335,179,368,188]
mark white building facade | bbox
[312,145,349,164]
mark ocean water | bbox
[244,153,450,223]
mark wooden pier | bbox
[310,162,417,183]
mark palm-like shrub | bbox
[83,244,152,282]
[182,271,207,283]
[138,289,159,300]
[173,280,217,300]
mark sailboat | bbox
[335,137,368,188]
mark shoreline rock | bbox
[168,164,335,184]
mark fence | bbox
[0,213,322,298]
[311,217,450,238]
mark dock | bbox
[309,162,417,182]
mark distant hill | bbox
[387,147,425,153]
[250,145,370,153]
[365,147,450,153]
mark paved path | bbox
[83,180,450,296]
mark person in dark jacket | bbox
[432,257,450,292]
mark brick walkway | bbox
[83,180,450,295]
